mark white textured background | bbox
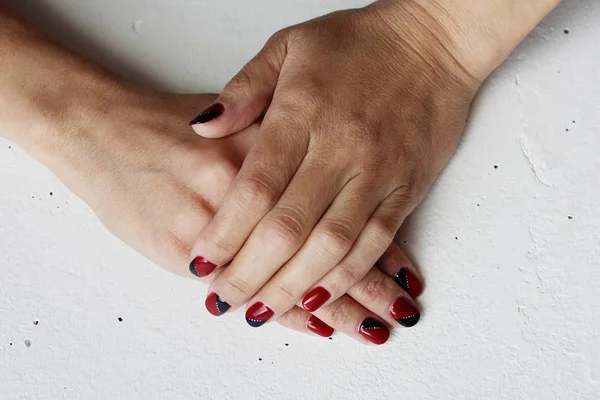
[1,0,599,399]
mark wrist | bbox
[372,0,560,82]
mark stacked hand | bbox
[43,89,423,345]
[188,2,479,328]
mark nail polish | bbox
[189,256,217,278]
[302,287,331,312]
[394,268,423,297]
[245,302,274,328]
[389,297,420,328]
[306,315,334,338]
[205,292,231,316]
[189,103,224,125]
[358,318,390,345]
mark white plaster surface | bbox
[1,0,599,399]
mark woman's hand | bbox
[0,6,424,345]
[188,1,481,326]
[33,87,424,344]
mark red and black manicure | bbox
[390,297,420,328]
[189,103,224,125]
[245,302,274,328]
[189,256,217,278]
[394,268,423,297]
[358,318,390,345]
[302,286,331,312]
[306,315,334,338]
[205,292,231,316]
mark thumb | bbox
[190,33,287,138]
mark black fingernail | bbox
[394,268,423,297]
[358,317,390,345]
[205,292,231,316]
[190,103,224,125]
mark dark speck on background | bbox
[258,358,263,361]
[33,320,39,325]
[494,165,498,169]
[568,216,573,220]
[50,192,53,196]
[118,317,123,322]
[25,339,32,348]
[455,237,459,240]
[329,337,333,340]
[285,343,289,347]
[564,29,570,34]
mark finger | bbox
[244,178,384,322]
[299,188,412,312]
[188,117,308,278]
[377,241,424,297]
[190,31,288,138]
[311,294,390,345]
[276,307,335,338]
[205,159,348,315]
[347,267,421,328]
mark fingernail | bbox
[302,286,331,312]
[189,103,224,125]
[205,292,231,316]
[390,297,421,328]
[394,268,423,297]
[306,315,334,337]
[358,318,390,345]
[189,256,217,278]
[245,302,274,328]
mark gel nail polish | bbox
[302,287,331,312]
[189,256,217,278]
[245,302,274,328]
[205,292,231,316]
[389,297,420,328]
[394,268,423,297]
[189,103,224,125]
[306,315,334,338]
[359,318,390,345]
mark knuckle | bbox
[273,281,300,304]
[265,206,311,247]
[222,276,253,302]
[227,68,254,94]
[335,262,361,285]
[209,231,239,256]
[365,219,396,247]
[355,270,390,303]
[322,300,352,327]
[318,221,356,258]
[235,172,279,212]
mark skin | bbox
[190,0,561,324]
[0,4,423,345]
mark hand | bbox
[188,1,480,326]
[37,88,423,344]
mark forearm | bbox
[375,0,560,81]
[0,6,135,163]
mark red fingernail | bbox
[189,256,217,278]
[390,297,421,328]
[394,268,423,297]
[306,315,334,337]
[189,103,224,125]
[302,287,331,312]
[205,292,231,316]
[245,302,274,328]
[358,318,390,345]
